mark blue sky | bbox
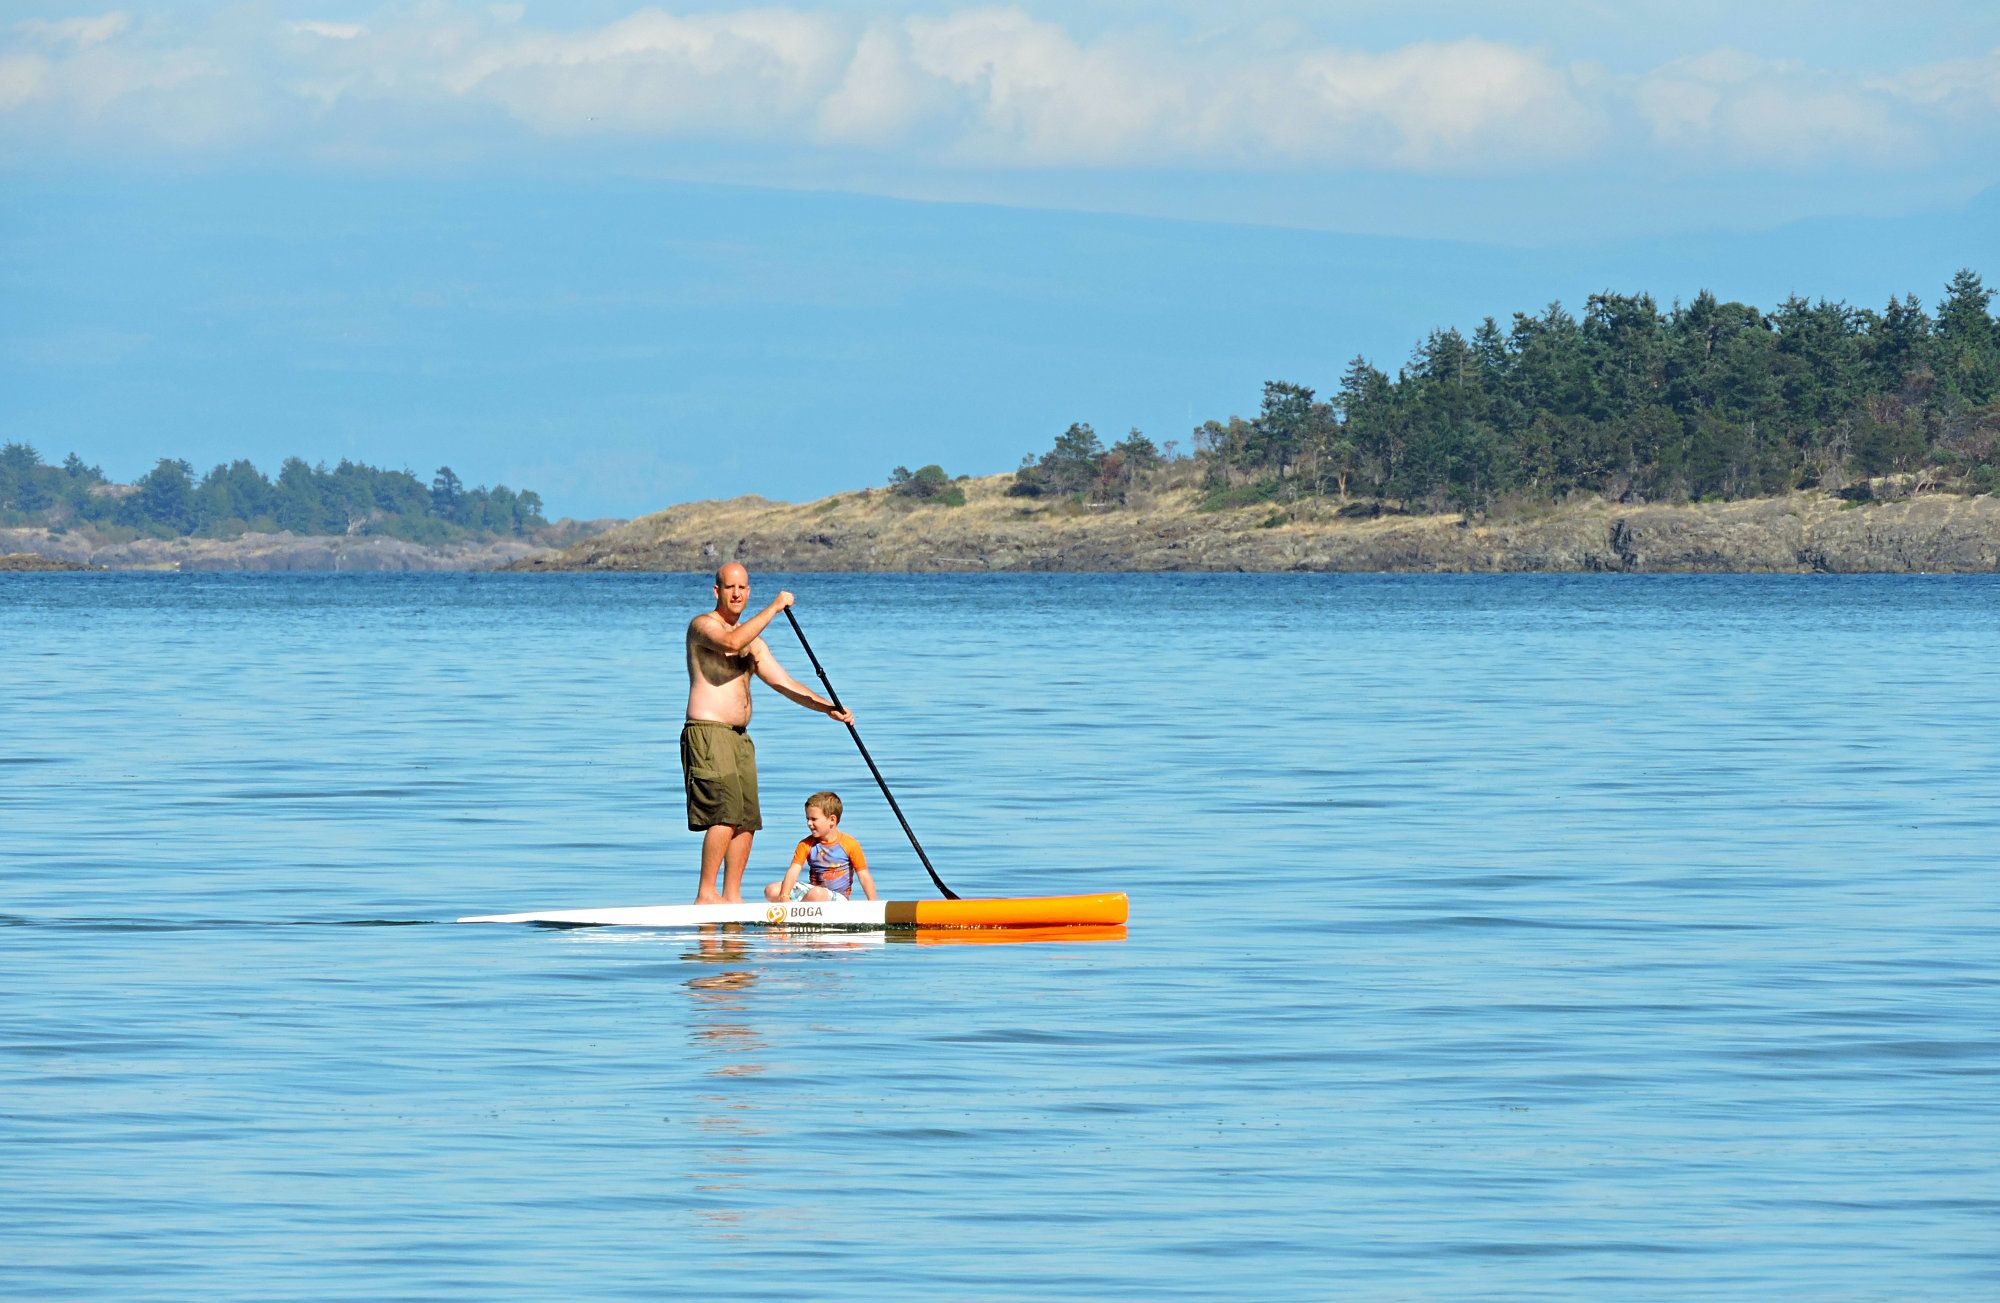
[3,3,1996,517]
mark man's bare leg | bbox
[696,824,736,904]
[721,829,755,903]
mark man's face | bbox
[714,566,749,617]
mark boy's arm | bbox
[776,841,810,896]
[849,837,877,901]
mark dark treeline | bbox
[1013,269,2000,514]
[0,450,546,542]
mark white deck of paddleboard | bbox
[459,900,895,928]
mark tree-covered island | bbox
[995,268,1998,517]
[524,270,2000,575]
[0,453,548,543]
[13,271,1999,574]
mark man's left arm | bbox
[749,639,855,724]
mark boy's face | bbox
[805,804,838,841]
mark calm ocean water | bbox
[2,572,1996,1301]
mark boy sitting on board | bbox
[764,791,878,903]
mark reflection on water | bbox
[681,926,765,1236]
[667,918,1126,1241]
[899,924,1128,946]
[684,928,763,1076]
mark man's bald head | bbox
[713,563,750,618]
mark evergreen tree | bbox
[1772,296,1867,434]
[1584,291,1665,421]
[1038,423,1105,496]
[1334,356,1393,496]
[0,442,49,513]
[1111,429,1161,472]
[275,458,331,534]
[1934,268,1999,406]
[125,459,197,533]
[487,485,520,535]
[1252,381,1316,481]
[431,466,463,518]
[1866,294,1933,396]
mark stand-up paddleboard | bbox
[458,892,1128,930]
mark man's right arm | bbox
[691,591,795,657]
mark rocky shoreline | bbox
[0,528,564,572]
[12,483,1998,575]
[0,551,101,572]
[504,477,2000,574]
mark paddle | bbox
[784,606,959,900]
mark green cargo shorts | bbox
[681,720,762,832]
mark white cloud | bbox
[1633,48,1923,166]
[0,14,252,150]
[1881,47,2000,117]
[1264,39,1603,169]
[811,11,1595,170]
[6,41,219,119]
[817,23,957,146]
[15,13,130,49]
[292,22,366,42]
[896,11,1182,164]
[0,53,48,111]
[444,9,851,137]
[0,4,1992,179]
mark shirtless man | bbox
[683,564,853,903]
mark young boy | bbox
[763,791,877,903]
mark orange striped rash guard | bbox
[791,831,867,897]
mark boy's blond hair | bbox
[805,791,843,822]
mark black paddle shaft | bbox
[783,607,958,900]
